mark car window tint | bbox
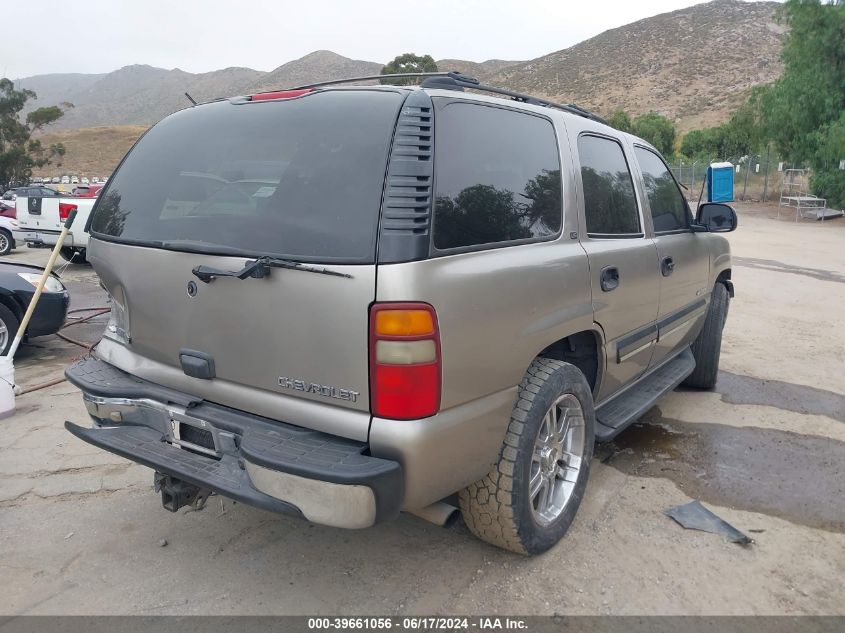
[634,147,690,232]
[89,91,404,263]
[432,102,562,250]
[577,135,640,235]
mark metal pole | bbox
[762,146,771,202]
[691,161,697,195]
[742,155,753,201]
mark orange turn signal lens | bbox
[374,309,435,337]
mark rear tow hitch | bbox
[154,472,211,512]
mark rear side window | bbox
[89,91,404,263]
[634,146,690,232]
[578,135,641,236]
[432,102,562,250]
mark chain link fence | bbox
[670,152,808,203]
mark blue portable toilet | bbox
[707,162,734,202]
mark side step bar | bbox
[594,347,696,441]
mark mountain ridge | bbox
[21,0,785,175]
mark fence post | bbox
[762,146,771,202]
[691,161,697,195]
[742,155,752,201]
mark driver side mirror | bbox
[693,203,737,233]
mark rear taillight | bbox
[59,202,77,221]
[370,303,440,420]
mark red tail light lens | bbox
[370,303,440,420]
[59,202,77,221]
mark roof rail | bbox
[290,71,607,125]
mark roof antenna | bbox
[184,92,197,106]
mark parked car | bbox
[70,176,79,184]
[91,177,100,184]
[5,186,61,201]
[60,176,70,184]
[81,177,90,185]
[70,184,103,198]
[15,192,96,263]
[0,200,32,255]
[63,73,736,554]
[51,177,61,184]
[0,261,69,354]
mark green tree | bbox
[631,112,676,156]
[607,110,632,133]
[680,129,708,157]
[678,91,766,159]
[758,0,845,206]
[380,53,438,85]
[0,79,70,188]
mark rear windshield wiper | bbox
[192,256,352,284]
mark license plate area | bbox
[168,410,221,459]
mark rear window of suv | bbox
[89,90,404,263]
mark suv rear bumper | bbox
[65,357,403,528]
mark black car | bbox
[1,186,61,201]
[0,262,70,355]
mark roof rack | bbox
[290,71,608,125]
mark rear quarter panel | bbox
[370,111,596,508]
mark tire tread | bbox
[459,358,588,554]
[683,283,729,389]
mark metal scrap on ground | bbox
[664,500,753,545]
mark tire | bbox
[0,303,20,356]
[459,358,596,555]
[682,283,730,389]
[60,247,87,264]
[0,229,12,256]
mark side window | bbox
[634,146,690,232]
[577,135,641,236]
[432,102,562,250]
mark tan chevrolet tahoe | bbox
[65,72,736,554]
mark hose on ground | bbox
[16,306,111,394]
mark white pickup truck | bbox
[16,194,97,263]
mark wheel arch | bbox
[0,226,13,251]
[535,328,604,399]
[0,289,24,322]
[715,268,734,297]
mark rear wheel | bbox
[682,283,730,389]
[0,229,13,256]
[459,358,595,554]
[0,304,20,355]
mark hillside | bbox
[19,65,265,130]
[14,0,786,174]
[250,50,382,92]
[15,51,382,131]
[486,0,784,130]
[435,58,523,77]
[33,126,146,179]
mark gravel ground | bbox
[1,203,843,615]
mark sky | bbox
[5,0,777,78]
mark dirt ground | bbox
[1,203,843,616]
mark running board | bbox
[594,347,695,441]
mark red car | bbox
[70,184,104,198]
